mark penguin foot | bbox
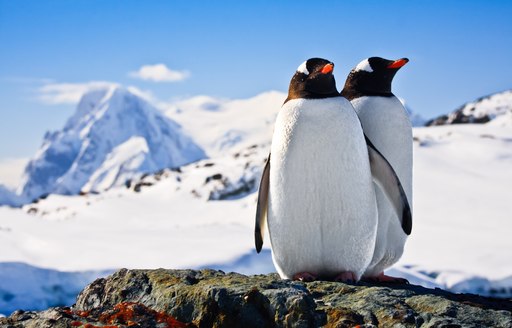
[334,271,357,283]
[363,272,409,284]
[292,272,317,282]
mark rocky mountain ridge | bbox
[426,89,512,126]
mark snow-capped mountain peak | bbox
[17,86,206,201]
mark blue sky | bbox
[1,0,511,159]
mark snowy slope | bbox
[400,124,512,280]
[427,89,512,126]
[17,86,205,202]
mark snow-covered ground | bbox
[0,90,511,315]
[403,124,512,280]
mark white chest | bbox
[267,97,378,279]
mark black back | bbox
[341,57,408,101]
[285,58,341,104]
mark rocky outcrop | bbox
[1,269,511,327]
[426,89,512,126]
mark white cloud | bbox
[128,64,190,82]
[38,81,119,105]
[37,81,159,107]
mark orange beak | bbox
[321,63,334,74]
[387,58,409,69]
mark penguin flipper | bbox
[255,154,270,253]
[365,136,412,235]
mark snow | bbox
[82,137,149,192]
[0,146,269,271]
[489,109,512,127]
[1,90,512,315]
[400,124,512,280]
[460,89,512,119]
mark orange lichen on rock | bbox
[99,302,138,325]
[75,310,92,318]
[98,302,192,328]
[155,310,191,328]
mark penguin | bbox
[255,58,411,282]
[341,57,413,283]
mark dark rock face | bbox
[1,269,511,327]
[426,109,491,126]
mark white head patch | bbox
[355,59,373,73]
[296,61,309,75]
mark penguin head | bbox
[285,58,340,103]
[341,57,409,100]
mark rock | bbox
[1,269,511,327]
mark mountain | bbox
[17,86,206,201]
[426,89,512,126]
